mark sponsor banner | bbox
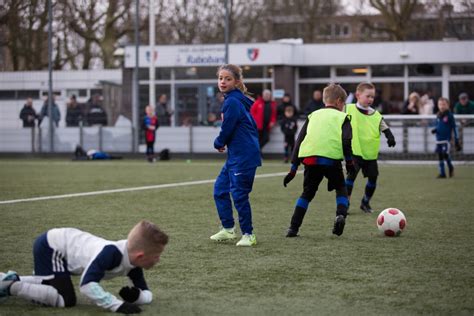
[125,43,284,68]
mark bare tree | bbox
[64,0,137,69]
[0,0,53,70]
[362,0,420,41]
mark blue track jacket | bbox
[214,89,262,170]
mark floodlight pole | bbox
[47,0,54,152]
[149,0,156,108]
[132,0,139,152]
[224,0,229,64]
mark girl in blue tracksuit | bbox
[210,64,261,247]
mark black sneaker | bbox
[332,215,345,236]
[286,228,299,238]
[449,169,454,178]
[437,174,447,179]
[360,199,373,213]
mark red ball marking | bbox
[385,229,395,237]
[377,215,384,225]
[388,209,399,215]
[399,219,406,230]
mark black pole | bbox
[48,0,54,152]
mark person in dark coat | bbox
[303,89,324,116]
[156,94,173,126]
[277,93,298,122]
[86,94,107,126]
[66,95,84,127]
[19,98,38,127]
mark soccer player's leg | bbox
[211,165,237,241]
[287,166,323,237]
[360,161,379,214]
[7,233,76,307]
[326,165,349,236]
[230,168,257,246]
[436,144,447,178]
[444,143,454,177]
[345,158,361,204]
[446,152,454,177]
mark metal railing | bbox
[1,115,473,159]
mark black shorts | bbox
[353,156,379,178]
[302,164,345,200]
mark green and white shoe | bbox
[0,271,19,298]
[210,228,236,241]
[236,234,257,247]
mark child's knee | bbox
[44,276,76,308]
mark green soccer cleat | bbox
[210,228,236,241]
[236,234,257,246]
[0,271,19,298]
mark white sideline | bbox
[0,171,291,205]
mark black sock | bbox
[290,206,308,231]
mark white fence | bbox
[0,115,473,158]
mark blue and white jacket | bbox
[46,228,152,312]
[434,110,458,142]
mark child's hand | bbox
[116,302,141,314]
[431,128,437,134]
[455,140,462,151]
[387,137,396,147]
[345,161,356,176]
[217,147,226,153]
[119,286,140,303]
[283,170,296,187]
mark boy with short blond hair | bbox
[283,83,355,237]
[345,82,396,213]
[0,220,168,314]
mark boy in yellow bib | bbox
[283,84,355,237]
[345,82,396,213]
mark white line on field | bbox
[0,171,293,205]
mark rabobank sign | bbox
[175,46,226,66]
[125,43,283,68]
[185,55,226,65]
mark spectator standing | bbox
[86,94,107,126]
[277,93,298,122]
[39,96,60,127]
[19,97,38,127]
[209,92,224,117]
[454,92,474,114]
[280,106,298,163]
[402,92,422,114]
[250,89,277,151]
[420,91,435,115]
[303,89,324,116]
[65,95,83,127]
[156,94,173,126]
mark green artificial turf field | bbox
[0,158,473,315]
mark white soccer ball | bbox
[376,208,407,237]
